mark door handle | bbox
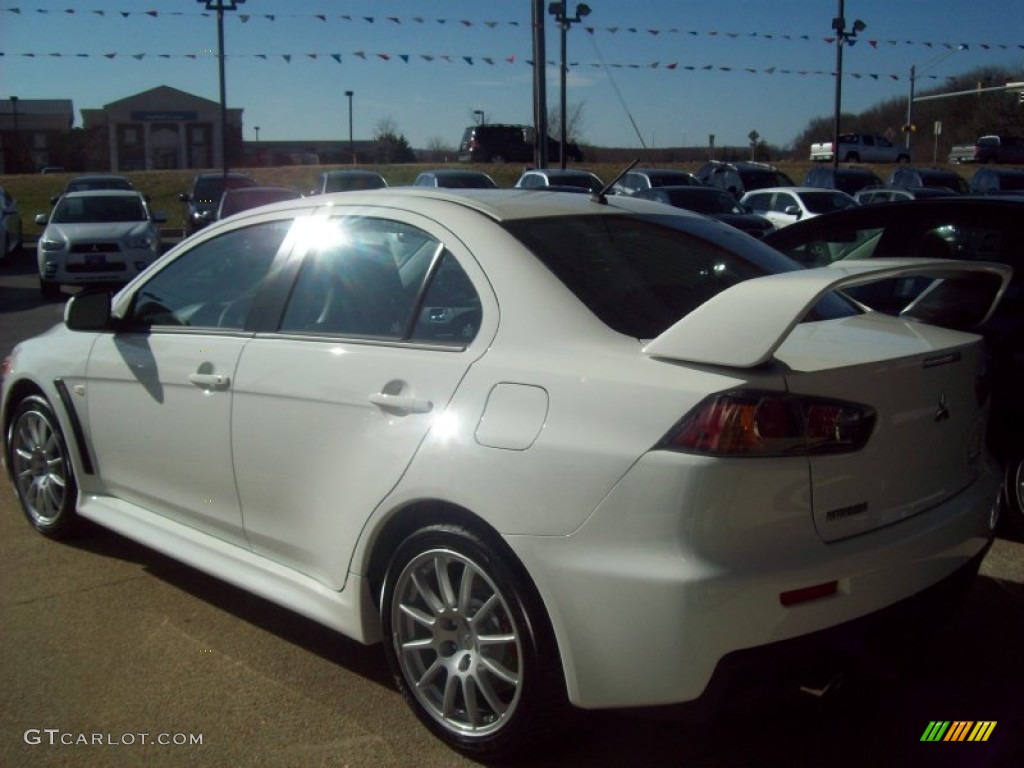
[189,372,230,390]
[369,392,433,414]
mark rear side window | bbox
[503,214,856,339]
[279,217,480,345]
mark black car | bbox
[695,160,795,198]
[765,198,1024,536]
[179,172,258,235]
[888,166,968,195]
[633,185,775,238]
[215,186,302,220]
[457,123,582,164]
[803,165,883,195]
[968,167,1024,196]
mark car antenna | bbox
[592,158,640,205]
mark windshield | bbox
[503,214,856,339]
[52,195,146,223]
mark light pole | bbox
[345,90,354,164]
[904,45,966,156]
[548,2,591,169]
[830,0,866,173]
[9,95,19,173]
[197,0,246,177]
[254,126,260,142]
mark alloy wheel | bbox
[390,547,523,737]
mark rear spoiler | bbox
[641,259,1011,368]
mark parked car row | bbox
[19,159,1019,301]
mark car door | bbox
[83,219,295,543]
[230,212,495,588]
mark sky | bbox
[1,0,1022,151]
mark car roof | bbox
[204,187,701,224]
[59,189,145,199]
[527,168,599,177]
[322,169,385,177]
[742,186,839,196]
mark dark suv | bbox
[179,172,257,235]
[458,124,533,163]
[458,124,583,164]
[695,160,794,198]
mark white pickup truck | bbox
[809,133,910,163]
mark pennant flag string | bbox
[0,47,968,82]
[0,6,1017,51]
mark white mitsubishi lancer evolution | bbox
[1,188,1008,759]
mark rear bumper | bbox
[648,537,991,719]
[508,453,1001,710]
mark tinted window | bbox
[503,214,855,339]
[129,220,291,328]
[279,217,480,345]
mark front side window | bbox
[128,220,291,328]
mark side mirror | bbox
[35,213,49,225]
[65,290,113,332]
[178,192,192,202]
[785,205,803,218]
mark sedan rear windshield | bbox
[503,214,857,339]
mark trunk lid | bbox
[777,314,989,541]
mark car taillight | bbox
[659,390,876,457]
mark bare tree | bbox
[424,136,453,163]
[547,101,586,143]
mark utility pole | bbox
[532,1,548,168]
[197,0,246,176]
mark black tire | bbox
[1003,450,1024,539]
[845,152,860,163]
[488,154,506,164]
[381,523,564,760]
[7,395,82,539]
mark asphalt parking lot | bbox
[1,248,1022,767]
